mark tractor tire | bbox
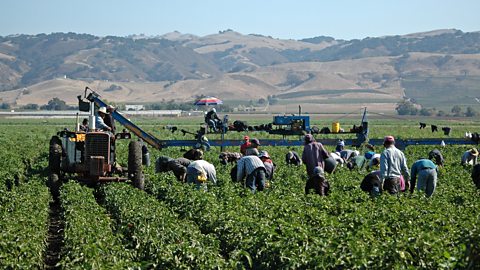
[128,141,144,190]
[49,136,63,199]
[49,136,62,175]
[48,173,61,199]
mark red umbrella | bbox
[194,97,223,106]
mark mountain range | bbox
[0,29,479,113]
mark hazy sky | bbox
[1,0,479,40]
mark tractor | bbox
[48,88,144,196]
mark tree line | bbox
[396,99,478,117]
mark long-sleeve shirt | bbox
[237,156,265,181]
[340,150,355,161]
[95,115,110,130]
[302,142,329,176]
[187,160,217,184]
[240,142,251,155]
[461,151,477,165]
[380,146,410,182]
[262,160,275,180]
[410,159,437,184]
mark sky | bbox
[1,0,479,40]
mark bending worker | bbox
[410,157,438,197]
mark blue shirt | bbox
[411,159,437,182]
[95,115,110,130]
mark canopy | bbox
[194,97,223,106]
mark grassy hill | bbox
[0,30,480,113]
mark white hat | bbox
[98,107,108,114]
[211,108,216,113]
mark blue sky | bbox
[1,0,479,40]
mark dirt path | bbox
[43,199,64,269]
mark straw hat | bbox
[98,107,108,114]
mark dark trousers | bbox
[246,168,266,192]
[305,175,330,196]
[383,177,400,194]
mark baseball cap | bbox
[258,151,270,159]
[251,138,260,145]
[304,134,314,143]
[245,148,259,156]
[384,136,395,144]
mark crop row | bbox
[0,126,52,190]
[0,179,50,269]
[59,181,134,269]
[147,144,480,269]
[100,183,229,269]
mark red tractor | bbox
[48,90,144,196]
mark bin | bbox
[332,122,340,133]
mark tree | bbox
[451,105,462,116]
[395,100,418,115]
[465,106,478,117]
[41,97,69,110]
[22,103,39,110]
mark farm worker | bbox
[236,148,266,193]
[79,118,89,132]
[346,155,367,171]
[360,170,382,197]
[104,105,116,133]
[249,138,261,150]
[335,139,345,152]
[471,164,480,189]
[461,148,478,166]
[340,149,359,162]
[410,158,438,197]
[240,135,251,155]
[366,153,381,170]
[428,149,445,167]
[302,134,329,177]
[205,107,221,132]
[155,156,191,182]
[380,136,410,194]
[186,159,217,191]
[258,150,276,181]
[305,166,330,196]
[330,152,344,167]
[95,107,112,131]
[285,151,302,166]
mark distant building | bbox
[125,104,145,111]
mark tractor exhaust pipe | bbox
[89,100,96,130]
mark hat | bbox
[337,140,345,146]
[258,151,270,159]
[98,107,108,114]
[384,136,395,144]
[313,166,325,177]
[243,135,250,140]
[211,108,216,113]
[245,148,259,156]
[107,105,115,111]
[304,134,314,144]
[470,148,479,156]
[251,138,260,145]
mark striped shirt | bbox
[237,156,265,181]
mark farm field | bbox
[0,116,479,269]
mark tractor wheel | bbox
[48,173,61,199]
[49,136,63,198]
[49,136,62,175]
[128,141,144,190]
